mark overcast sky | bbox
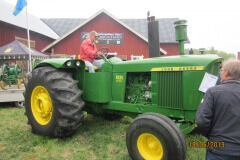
[6,0,240,55]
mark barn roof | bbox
[42,18,178,43]
[0,0,59,39]
[121,19,178,43]
[41,18,86,38]
[41,9,177,54]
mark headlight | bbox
[66,61,71,67]
[76,61,81,66]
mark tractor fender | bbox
[33,58,85,70]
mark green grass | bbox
[0,103,206,160]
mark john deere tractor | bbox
[24,18,222,160]
[0,63,22,89]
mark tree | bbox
[185,47,236,60]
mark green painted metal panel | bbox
[34,58,85,69]
[83,72,111,103]
[34,58,70,68]
[102,102,184,119]
[73,68,85,91]
[113,55,222,72]
[176,122,195,134]
[184,110,199,121]
[182,71,205,111]
[157,71,183,109]
[112,72,127,102]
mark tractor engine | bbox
[1,64,22,80]
[125,72,151,104]
[0,64,22,89]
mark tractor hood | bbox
[112,55,223,72]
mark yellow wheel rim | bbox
[17,79,22,89]
[137,133,163,160]
[31,86,53,125]
[0,81,5,89]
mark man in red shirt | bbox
[80,31,102,73]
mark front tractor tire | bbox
[25,66,85,138]
[126,113,186,160]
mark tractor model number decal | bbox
[151,66,204,72]
[116,75,123,82]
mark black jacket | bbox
[196,79,240,157]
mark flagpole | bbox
[26,5,32,73]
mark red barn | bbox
[42,9,184,60]
[0,0,59,73]
[0,0,59,52]
[1,0,188,62]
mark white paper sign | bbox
[199,72,218,93]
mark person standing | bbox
[80,31,102,73]
[196,59,240,160]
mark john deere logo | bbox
[116,75,123,82]
[4,47,13,53]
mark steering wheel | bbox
[97,47,109,58]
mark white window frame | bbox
[131,55,144,61]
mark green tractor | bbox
[0,63,22,89]
[24,19,222,160]
[24,54,222,159]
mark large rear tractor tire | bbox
[25,66,85,138]
[126,113,186,160]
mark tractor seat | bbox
[78,55,99,71]
[85,66,99,71]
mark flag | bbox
[13,0,27,16]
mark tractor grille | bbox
[157,71,183,109]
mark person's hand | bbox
[96,51,102,56]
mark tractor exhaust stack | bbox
[147,12,160,58]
